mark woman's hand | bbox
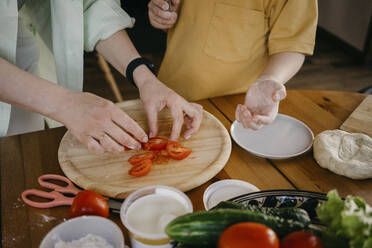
[138,78,203,141]
[55,92,148,154]
[148,0,180,30]
[235,78,286,130]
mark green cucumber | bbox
[165,208,309,247]
[214,201,311,225]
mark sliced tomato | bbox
[153,149,171,165]
[128,152,155,166]
[219,222,279,248]
[166,141,192,160]
[143,137,168,151]
[69,190,109,218]
[129,159,152,177]
[280,231,323,248]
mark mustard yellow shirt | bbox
[158,0,318,101]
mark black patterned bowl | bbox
[228,189,328,225]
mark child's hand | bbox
[235,78,286,130]
[148,0,180,30]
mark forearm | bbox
[95,30,155,89]
[0,58,70,121]
[260,52,305,84]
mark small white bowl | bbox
[203,179,260,210]
[40,216,125,248]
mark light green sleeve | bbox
[83,0,135,52]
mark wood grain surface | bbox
[340,95,372,137]
[58,99,232,198]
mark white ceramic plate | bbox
[230,114,314,159]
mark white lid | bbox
[203,179,259,210]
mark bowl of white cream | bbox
[120,186,193,248]
[40,216,125,248]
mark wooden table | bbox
[1,90,371,247]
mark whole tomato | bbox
[70,190,109,218]
[218,222,279,248]
[280,231,323,248]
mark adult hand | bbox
[138,78,203,141]
[56,92,148,154]
[148,0,180,30]
[235,78,286,130]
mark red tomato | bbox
[153,149,171,165]
[280,231,323,248]
[218,222,279,248]
[166,141,192,160]
[70,190,109,218]
[143,137,168,151]
[128,152,155,166]
[129,159,152,177]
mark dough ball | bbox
[313,130,372,180]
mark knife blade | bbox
[107,199,123,214]
[165,0,173,11]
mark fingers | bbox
[85,136,105,154]
[111,107,148,143]
[236,105,263,130]
[151,0,169,10]
[105,122,142,150]
[252,114,275,126]
[169,106,184,141]
[99,133,125,154]
[183,103,203,140]
[144,105,159,138]
[148,0,178,29]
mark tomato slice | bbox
[70,190,109,218]
[218,222,279,248]
[280,231,323,248]
[129,159,152,177]
[128,152,155,166]
[166,141,192,160]
[153,149,171,165]
[143,137,168,151]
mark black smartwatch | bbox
[126,58,156,87]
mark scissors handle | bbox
[22,189,74,208]
[38,174,80,195]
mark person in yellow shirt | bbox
[148,0,318,129]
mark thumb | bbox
[272,87,286,102]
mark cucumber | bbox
[166,208,309,247]
[214,201,311,225]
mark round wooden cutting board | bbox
[58,99,231,199]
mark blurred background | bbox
[84,0,372,103]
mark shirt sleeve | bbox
[267,0,318,56]
[83,0,135,52]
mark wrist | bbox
[46,88,76,124]
[256,75,282,84]
[133,65,157,89]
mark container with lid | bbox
[120,186,193,248]
[203,179,260,210]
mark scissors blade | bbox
[107,199,122,214]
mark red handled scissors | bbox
[21,174,80,208]
[21,174,122,213]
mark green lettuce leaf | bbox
[317,190,372,248]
